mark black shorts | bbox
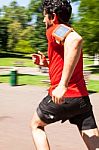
[37,95,97,130]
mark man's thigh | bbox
[36,95,93,125]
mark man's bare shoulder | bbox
[65,30,83,43]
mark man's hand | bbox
[52,85,67,104]
[32,54,40,65]
[32,51,48,67]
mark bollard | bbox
[10,68,18,86]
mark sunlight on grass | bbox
[0,74,99,92]
[87,80,99,93]
[0,74,49,87]
[0,57,35,67]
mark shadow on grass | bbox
[11,84,27,86]
[0,74,38,77]
[0,74,48,86]
[18,74,38,77]
[87,65,99,74]
[88,90,97,95]
[0,51,31,59]
[0,74,29,86]
[0,74,98,92]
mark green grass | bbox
[84,65,99,75]
[83,57,94,66]
[87,80,99,93]
[0,74,99,92]
[0,57,35,67]
[0,54,99,91]
[0,55,94,67]
[0,74,49,87]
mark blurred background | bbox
[0,2,99,150]
[0,0,99,92]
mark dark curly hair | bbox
[42,0,72,24]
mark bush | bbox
[15,40,33,53]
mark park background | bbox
[0,0,99,92]
[0,1,99,150]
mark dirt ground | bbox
[0,83,99,150]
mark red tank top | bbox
[46,24,88,97]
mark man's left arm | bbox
[52,31,83,104]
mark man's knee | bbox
[31,111,46,131]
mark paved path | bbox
[0,66,99,80]
[0,83,99,150]
[0,66,48,76]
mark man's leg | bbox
[31,111,50,150]
[80,128,99,150]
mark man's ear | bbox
[53,13,59,24]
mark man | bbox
[31,0,99,149]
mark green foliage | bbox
[28,0,47,53]
[0,19,9,51]
[0,1,32,53]
[73,0,99,55]
[15,40,33,53]
[2,1,29,27]
[7,20,22,50]
[30,15,47,53]
[0,0,47,54]
[7,21,34,53]
[0,0,98,56]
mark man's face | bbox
[43,10,53,29]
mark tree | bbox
[0,1,34,54]
[28,0,47,54]
[7,20,22,51]
[8,21,35,53]
[15,26,34,53]
[0,0,84,55]
[15,40,33,53]
[2,1,29,27]
[0,19,9,51]
[73,0,99,57]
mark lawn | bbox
[83,57,94,66]
[0,55,95,66]
[0,54,99,92]
[0,51,36,67]
[0,74,49,87]
[0,73,99,92]
[87,80,99,93]
[0,57,36,67]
